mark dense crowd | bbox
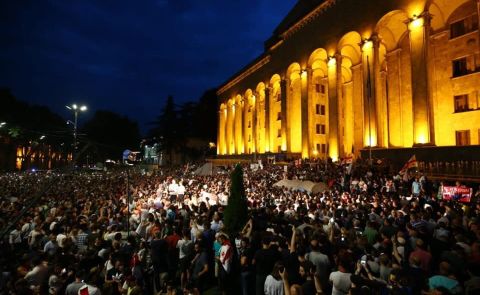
[0,160,479,295]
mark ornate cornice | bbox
[217,55,271,96]
[280,0,339,40]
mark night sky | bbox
[0,0,296,133]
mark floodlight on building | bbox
[410,15,423,29]
[327,56,336,67]
[362,39,373,50]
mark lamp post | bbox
[66,104,87,166]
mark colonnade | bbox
[217,0,480,159]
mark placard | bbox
[442,186,472,203]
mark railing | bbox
[419,160,480,180]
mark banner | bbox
[442,186,472,203]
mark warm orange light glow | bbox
[331,154,338,162]
[362,40,373,50]
[313,150,318,156]
[16,147,23,170]
[327,57,336,67]
[364,134,377,147]
[418,134,426,144]
[300,70,307,78]
[410,16,423,29]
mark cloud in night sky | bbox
[0,0,296,132]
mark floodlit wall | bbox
[217,0,480,160]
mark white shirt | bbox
[177,184,186,195]
[168,182,178,195]
[329,271,351,295]
[264,275,284,295]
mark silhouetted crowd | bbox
[0,160,479,295]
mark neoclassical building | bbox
[216,0,480,161]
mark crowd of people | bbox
[0,159,479,295]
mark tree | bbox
[82,110,140,162]
[224,164,249,236]
[149,95,181,164]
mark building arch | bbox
[338,31,362,65]
[375,10,410,52]
[428,0,472,31]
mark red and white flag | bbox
[399,155,418,175]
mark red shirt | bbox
[410,247,432,273]
[165,233,180,250]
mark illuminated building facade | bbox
[216,0,480,161]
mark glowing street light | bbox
[0,122,6,128]
[66,103,87,166]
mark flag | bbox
[399,155,418,175]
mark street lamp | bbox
[0,122,6,128]
[66,104,87,166]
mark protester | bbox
[0,158,478,295]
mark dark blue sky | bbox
[0,0,296,132]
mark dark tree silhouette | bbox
[82,110,140,162]
[149,95,180,164]
[224,164,249,236]
[148,89,218,164]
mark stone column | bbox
[227,103,235,154]
[408,13,434,145]
[302,68,312,158]
[218,108,226,155]
[335,53,344,158]
[361,40,377,148]
[234,100,243,154]
[327,56,339,161]
[217,109,221,155]
[265,87,271,153]
[252,93,257,154]
[372,34,384,148]
[280,79,288,152]
[351,63,364,157]
[243,98,249,154]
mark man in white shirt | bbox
[168,179,178,202]
[177,180,186,203]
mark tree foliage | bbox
[224,164,249,236]
[149,90,218,164]
[0,88,68,146]
[82,110,140,161]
